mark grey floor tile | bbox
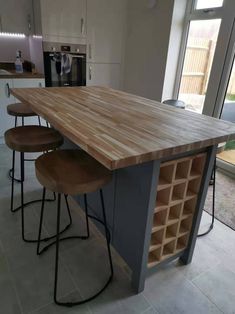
[61,237,112,298]
[0,273,23,314]
[0,253,22,314]
[173,237,221,281]
[142,308,159,314]
[143,264,222,314]
[0,199,40,241]
[11,259,76,314]
[193,263,235,314]
[2,230,55,272]
[30,291,91,314]
[88,263,151,314]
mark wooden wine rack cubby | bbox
[148,153,206,268]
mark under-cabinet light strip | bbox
[32,35,42,39]
[0,32,26,38]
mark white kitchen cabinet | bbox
[32,0,42,35]
[13,78,45,125]
[87,0,127,64]
[12,78,45,89]
[0,0,33,35]
[40,0,86,43]
[0,78,45,142]
[86,63,121,89]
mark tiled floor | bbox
[0,144,235,314]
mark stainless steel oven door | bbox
[44,52,86,87]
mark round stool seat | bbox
[163,99,185,109]
[35,150,112,195]
[4,126,63,153]
[7,103,37,117]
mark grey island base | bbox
[10,86,235,294]
[74,143,216,293]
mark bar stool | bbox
[7,102,40,127]
[198,142,226,237]
[162,99,186,109]
[35,150,113,307]
[4,125,71,243]
[7,102,41,182]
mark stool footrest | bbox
[9,168,21,183]
[37,235,89,255]
[37,213,111,255]
[58,274,113,307]
[23,221,71,243]
[11,195,56,213]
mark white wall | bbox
[0,36,30,62]
[29,36,44,74]
[123,0,187,102]
[0,35,44,74]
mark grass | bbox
[225,140,235,150]
[226,94,235,101]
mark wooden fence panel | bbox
[180,38,215,95]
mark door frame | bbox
[174,0,235,175]
[173,0,235,115]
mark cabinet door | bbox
[0,0,33,35]
[87,0,126,63]
[87,63,120,89]
[32,0,42,35]
[12,79,45,89]
[40,0,86,40]
[12,79,45,125]
[0,79,15,139]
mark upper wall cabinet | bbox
[40,0,86,43]
[87,0,127,64]
[0,0,33,35]
[32,0,42,35]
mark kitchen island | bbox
[11,86,235,293]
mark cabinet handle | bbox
[5,83,10,98]
[27,14,31,31]
[89,66,92,80]
[203,8,214,13]
[89,44,92,59]
[81,18,84,35]
[0,15,2,32]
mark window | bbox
[195,0,223,10]
[178,19,221,113]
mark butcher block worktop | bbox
[11,86,235,170]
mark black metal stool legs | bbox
[36,188,72,250]
[10,152,56,214]
[100,189,114,279]
[198,159,216,237]
[8,116,21,183]
[10,150,16,212]
[54,193,62,305]
[53,190,113,307]
[12,153,72,243]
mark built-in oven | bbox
[43,42,86,87]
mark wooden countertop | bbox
[11,86,235,170]
[0,71,44,79]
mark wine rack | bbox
[148,153,206,268]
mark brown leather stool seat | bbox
[35,150,112,195]
[35,149,113,307]
[7,102,37,117]
[5,126,63,153]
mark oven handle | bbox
[49,53,85,58]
